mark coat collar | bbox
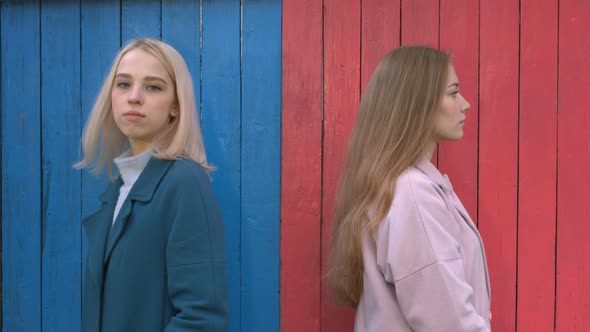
[86,157,175,272]
[415,157,492,300]
[82,201,114,288]
[414,157,453,193]
[414,157,472,225]
[125,157,174,202]
[99,177,121,203]
[102,157,174,264]
[99,157,175,204]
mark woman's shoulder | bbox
[156,158,219,212]
[396,165,440,195]
[165,158,210,184]
[390,164,449,216]
[154,158,213,198]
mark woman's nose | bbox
[128,86,143,104]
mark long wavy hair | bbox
[75,38,212,178]
[327,46,451,306]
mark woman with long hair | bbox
[76,38,228,332]
[328,46,491,331]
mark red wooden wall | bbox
[281,0,590,331]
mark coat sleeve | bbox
[164,169,228,332]
[376,175,489,332]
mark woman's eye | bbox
[451,91,460,97]
[116,82,130,88]
[147,85,162,91]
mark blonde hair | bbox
[327,46,451,306]
[75,38,212,178]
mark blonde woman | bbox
[328,46,491,331]
[76,38,228,332]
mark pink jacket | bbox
[354,158,491,332]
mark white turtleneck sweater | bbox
[112,149,152,226]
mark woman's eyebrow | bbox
[114,73,168,84]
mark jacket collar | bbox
[99,157,174,203]
[414,157,453,192]
[415,157,492,300]
[94,157,175,266]
[82,202,114,289]
[415,158,471,223]
[98,177,121,203]
[126,157,174,202]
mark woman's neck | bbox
[129,139,153,156]
[422,140,437,161]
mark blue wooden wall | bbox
[0,1,281,331]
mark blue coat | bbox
[82,157,228,332]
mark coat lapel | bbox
[443,178,492,300]
[83,179,121,286]
[416,158,478,229]
[103,199,132,265]
[103,157,174,265]
[415,158,492,300]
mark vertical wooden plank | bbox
[401,0,439,164]
[401,0,438,48]
[121,0,161,43]
[1,1,42,331]
[557,1,590,331]
[321,1,360,332]
[0,7,3,323]
[360,0,400,92]
[40,1,82,330]
[479,1,519,331]
[518,0,557,331]
[161,0,200,109]
[438,0,479,221]
[201,1,241,331]
[355,5,400,331]
[241,1,281,332]
[80,0,120,297]
[281,0,323,331]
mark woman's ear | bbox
[170,104,179,118]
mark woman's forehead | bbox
[116,49,171,80]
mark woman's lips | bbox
[124,111,145,121]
